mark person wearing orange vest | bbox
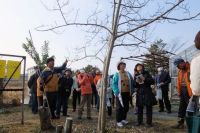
[94,70,102,110]
[94,70,102,85]
[173,58,192,129]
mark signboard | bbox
[6,60,21,79]
[0,60,6,78]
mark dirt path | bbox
[0,105,187,133]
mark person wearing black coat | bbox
[56,69,73,117]
[28,66,40,114]
[157,67,171,113]
[134,63,155,127]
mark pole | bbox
[21,57,26,124]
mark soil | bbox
[0,105,187,133]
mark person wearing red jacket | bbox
[77,70,93,119]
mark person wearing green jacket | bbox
[112,61,135,127]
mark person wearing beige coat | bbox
[190,31,200,97]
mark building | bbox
[169,45,200,99]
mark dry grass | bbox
[0,105,187,133]
[2,80,28,105]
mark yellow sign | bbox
[0,60,6,78]
[7,60,21,79]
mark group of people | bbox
[112,61,156,127]
[112,31,200,128]
[28,58,113,120]
[28,31,200,129]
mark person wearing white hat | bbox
[157,66,171,113]
[112,61,134,127]
[77,69,93,119]
[72,70,81,112]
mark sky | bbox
[0,0,200,74]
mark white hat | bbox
[80,69,85,74]
[157,67,163,72]
[117,60,126,70]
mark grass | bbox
[0,104,187,133]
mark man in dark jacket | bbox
[28,66,40,114]
[157,67,171,113]
[40,57,68,119]
[56,69,73,117]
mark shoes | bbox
[87,117,92,120]
[171,118,184,129]
[167,110,172,114]
[63,114,70,117]
[171,123,184,129]
[117,122,124,127]
[159,109,164,112]
[146,124,153,128]
[51,116,60,119]
[136,122,144,126]
[136,123,141,126]
[32,112,38,115]
[121,120,129,125]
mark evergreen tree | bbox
[143,39,170,76]
[22,38,51,69]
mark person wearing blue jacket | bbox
[112,61,134,127]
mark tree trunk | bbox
[98,1,122,132]
[97,82,103,131]
[38,106,55,131]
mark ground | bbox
[0,103,187,133]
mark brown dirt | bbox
[0,105,187,133]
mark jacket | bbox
[40,63,66,92]
[134,70,155,106]
[96,78,112,99]
[72,76,79,89]
[190,53,200,96]
[112,71,134,96]
[94,74,102,85]
[158,70,171,89]
[78,73,92,95]
[28,72,40,93]
[177,62,192,97]
[57,76,73,97]
[37,77,43,97]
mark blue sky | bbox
[0,0,199,74]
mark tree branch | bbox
[114,42,142,47]
[36,22,112,34]
[117,0,185,38]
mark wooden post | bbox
[64,117,73,133]
[0,78,3,105]
[21,57,26,124]
[56,125,63,133]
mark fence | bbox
[0,54,26,125]
[169,45,200,99]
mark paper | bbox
[156,88,162,100]
[0,60,6,78]
[106,98,111,107]
[7,60,21,79]
[118,94,124,107]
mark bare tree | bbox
[36,0,200,132]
